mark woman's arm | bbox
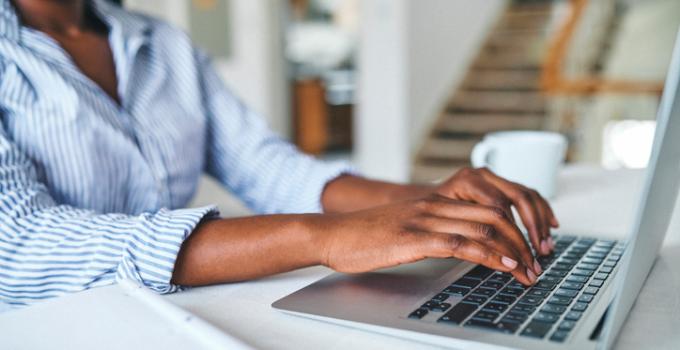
[172,167,558,287]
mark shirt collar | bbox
[0,0,151,44]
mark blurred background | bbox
[121,0,678,187]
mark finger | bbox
[427,234,537,285]
[412,215,527,269]
[529,190,554,253]
[476,168,550,255]
[446,173,517,226]
[422,195,540,275]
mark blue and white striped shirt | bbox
[0,0,351,307]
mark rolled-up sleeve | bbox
[0,126,219,306]
[197,51,355,214]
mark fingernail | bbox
[533,259,542,275]
[548,237,555,249]
[526,268,537,283]
[541,240,550,254]
[501,256,518,269]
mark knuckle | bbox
[446,234,464,251]
[457,167,475,178]
[488,207,509,222]
[491,197,511,210]
[476,223,497,240]
[517,189,532,202]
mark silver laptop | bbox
[272,30,680,350]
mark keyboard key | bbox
[521,321,553,339]
[443,286,470,297]
[432,293,449,302]
[452,277,481,289]
[548,296,573,306]
[408,308,428,319]
[577,263,599,271]
[503,311,529,323]
[496,320,521,334]
[572,269,594,277]
[464,265,494,280]
[519,295,544,306]
[500,287,525,297]
[581,257,603,265]
[589,279,604,288]
[482,280,505,290]
[492,294,516,304]
[534,280,557,291]
[465,318,497,331]
[571,302,588,312]
[559,257,579,265]
[578,294,595,303]
[473,287,496,297]
[473,309,500,321]
[489,272,513,284]
[593,273,609,280]
[527,288,550,298]
[550,330,570,342]
[561,282,584,290]
[430,303,451,312]
[512,304,536,314]
[583,287,599,295]
[554,289,579,298]
[565,311,583,321]
[553,262,573,270]
[603,260,617,268]
[541,276,562,284]
[438,302,477,325]
[546,269,568,278]
[566,275,589,283]
[463,294,488,305]
[599,266,614,274]
[533,312,560,323]
[559,320,576,331]
[541,304,567,314]
[421,301,439,310]
[483,302,508,313]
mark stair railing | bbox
[541,0,664,96]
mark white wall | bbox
[356,0,506,182]
[124,0,290,138]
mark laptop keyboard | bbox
[407,235,625,342]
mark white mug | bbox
[471,131,568,198]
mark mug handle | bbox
[471,141,493,168]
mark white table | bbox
[163,165,680,349]
[2,165,679,349]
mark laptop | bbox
[272,30,680,350]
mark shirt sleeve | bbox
[196,51,355,214]
[0,125,219,307]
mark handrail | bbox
[540,0,664,95]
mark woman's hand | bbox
[434,167,558,256]
[317,193,544,285]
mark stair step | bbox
[463,69,540,91]
[474,51,543,70]
[448,91,546,114]
[437,113,544,134]
[420,137,480,160]
[411,162,468,184]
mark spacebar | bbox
[438,302,478,325]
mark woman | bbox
[0,0,557,307]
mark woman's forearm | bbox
[321,174,433,213]
[171,214,327,286]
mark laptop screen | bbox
[599,26,680,349]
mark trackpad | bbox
[272,258,469,322]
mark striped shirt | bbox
[0,0,351,307]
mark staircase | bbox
[412,1,557,183]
